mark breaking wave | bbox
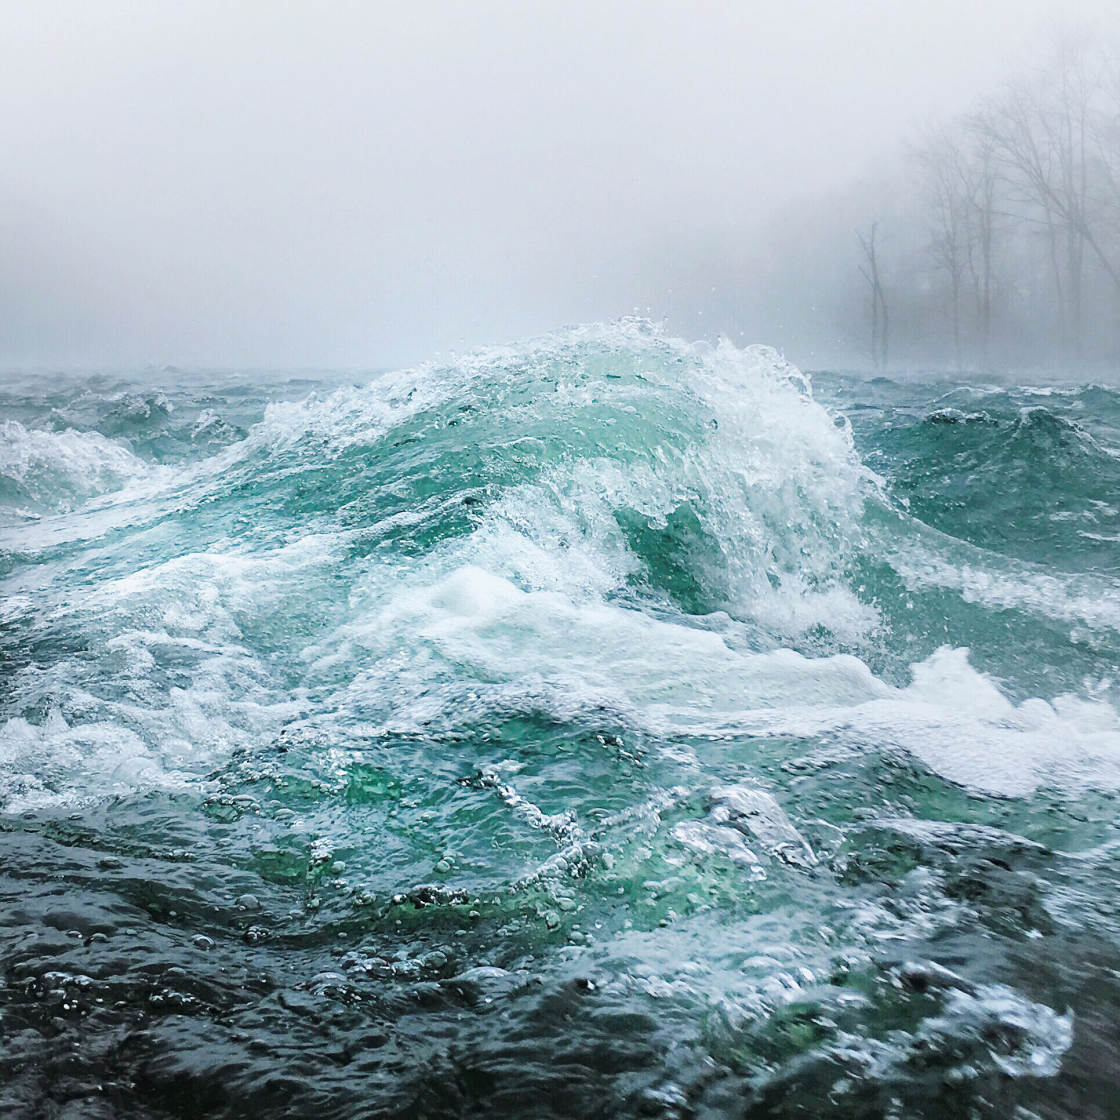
[2,322,1119,1118]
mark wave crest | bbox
[0,419,149,516]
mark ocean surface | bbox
[3,321,1120,1118]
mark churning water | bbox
[3,320,1120,1117]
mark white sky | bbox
[1,0,1116,369]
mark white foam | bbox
[302,561,1120,798]
[0,535,329,812]
[0,710,188,814]
[891,544,1120,635]
[0,420,150,516]
[671,783,816,872]
[307,564,890,728]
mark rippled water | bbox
[2,322,1120,1118]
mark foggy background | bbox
[2,0,1118,372]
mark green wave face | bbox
[850,385,1120,572]
[2,324,1119,1119]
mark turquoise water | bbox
[2,321,1120,1118]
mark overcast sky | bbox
[1,0,1117,370]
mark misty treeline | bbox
[852,33,1120,371]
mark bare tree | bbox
[1085,48,1120,300]
[772,28,1120,367]
[975,35,1117,357]
[857,221,889,369]
[913,128,972,368]
[967,129,1000,359]
[912,123,1006,368]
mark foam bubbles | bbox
[762,645,1120,796]
[0,710,185,813]
[0,420,150,516]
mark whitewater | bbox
[3,320,1120,1118]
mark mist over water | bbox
[2,0,1118,370]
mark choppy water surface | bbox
[3,322,1120,1118]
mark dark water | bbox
[2,323,1120,1118]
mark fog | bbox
[2,0,1117,371]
